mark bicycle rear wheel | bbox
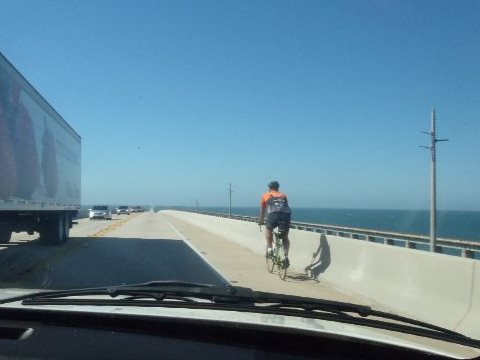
[265,246,274,273]
[277,246,287,280]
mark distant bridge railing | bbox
[185,210,480,259]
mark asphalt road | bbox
[1,212,367,307]
[0,212,227,291]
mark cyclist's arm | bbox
[259,195,267,224]
[259,207,266,224]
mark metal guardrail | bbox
[186,210,480,259]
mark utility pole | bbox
[420,109,448,252]
[228,183,232,218]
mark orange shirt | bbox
[261,190,290,214]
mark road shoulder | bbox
[161,212,368,304]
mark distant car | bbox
[116,206,131,215]
[89,205,112,220]
[131,206,144,213]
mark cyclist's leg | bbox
[265,228,273,248]
[281,213,291,267]
[265,213,277,252]
[284,228,290,256]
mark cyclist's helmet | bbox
[268,181,280,190]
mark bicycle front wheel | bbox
[266,246,274,273]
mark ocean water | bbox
[78,205,479,242]
[155,206,480,242]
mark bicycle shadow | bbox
[283,272,319,283]
[304,233,331,280]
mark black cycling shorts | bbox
[266,212,291,231]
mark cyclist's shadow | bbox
[304,233,331,280]
[285,233,331,283]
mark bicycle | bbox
[260,220,289,280]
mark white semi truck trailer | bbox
[0,52,81,245]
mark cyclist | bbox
[259,181,291,267]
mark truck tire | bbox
[39,216,65,245]
[0,227,12,244]
[63,215,70,242]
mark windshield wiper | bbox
[0,282,373,320]
[1,283,478,347]
[0,281,253,306]
[2,282,370,314]
[251,291,480,345]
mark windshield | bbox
[92,206,108,211]
[0,0,479,352]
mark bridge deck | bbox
[2,211,479,344]
[161,212,371,306]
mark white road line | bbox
[160,214,230,285]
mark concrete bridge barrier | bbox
[162,210,479,339]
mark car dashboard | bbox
[0,307,473,360]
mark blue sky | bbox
[1,0,479,210]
